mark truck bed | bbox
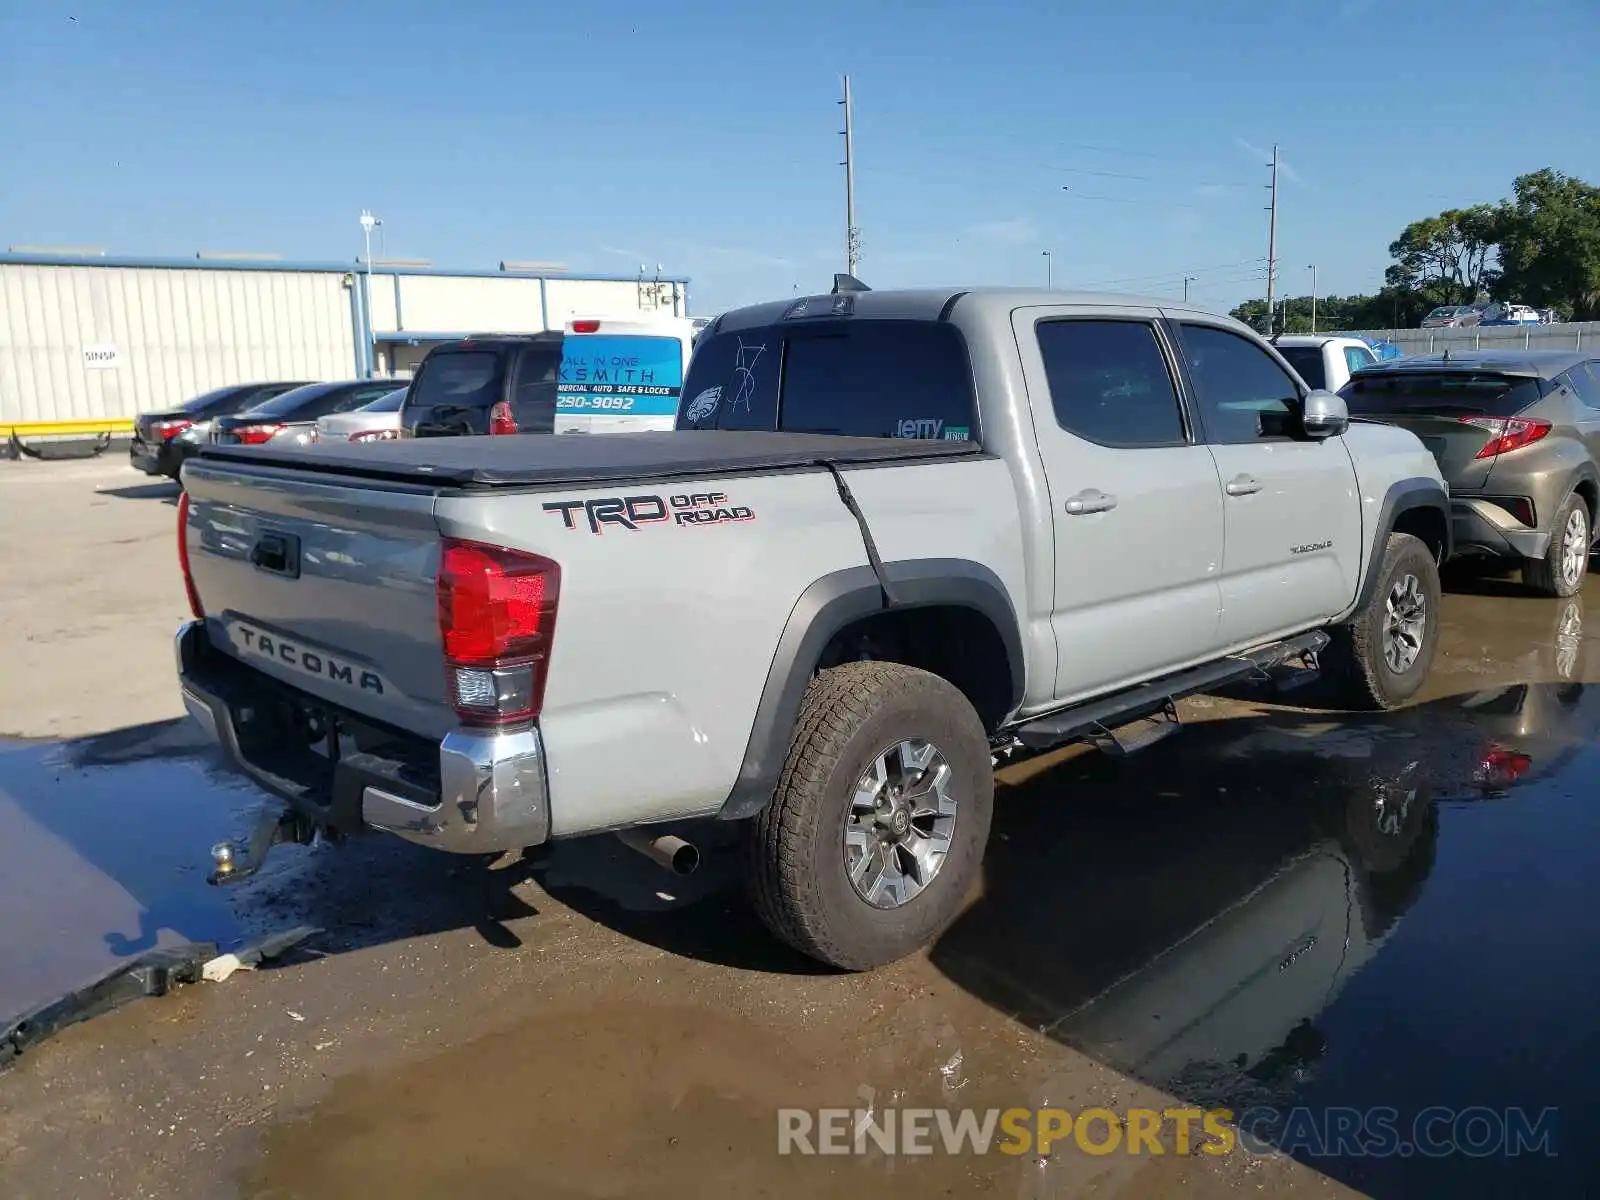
[195,430,985,490]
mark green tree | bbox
[1384,206,1500,306]
[1494,169,1600,320]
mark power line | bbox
[1072,258,1266,289]
[1061,188,1199,210]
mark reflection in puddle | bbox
[935,678,1600,1197]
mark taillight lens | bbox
[351,428,399,442]
[436,539,560,725]
[151,418,193,441]
[235,423,286,445]
[1463,416,1551,460]
[570,319,601,333]
[176,491,204,619]
[488,401,518,436]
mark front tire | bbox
[1522,492,1590,598]
[1326,532,1441,711]
[745,661,993,971]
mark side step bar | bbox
[1014,630,1330,753]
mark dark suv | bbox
[400,334,564,438]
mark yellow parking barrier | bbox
[0,418,134,438]
[2,418,134,460]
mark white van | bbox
[554,315,707,434]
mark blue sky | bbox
[3,0,1596,317]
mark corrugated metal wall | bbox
[0,263,358,425]
[545,277,683,326]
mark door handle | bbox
[1064,488,1118,515]
[1224,474,1263,497]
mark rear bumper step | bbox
[175,620,551,853]
[1014,630,1330,751]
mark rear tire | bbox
[1326,532,1441,711]
[745,661,993,971]
[1522,492,1590,598]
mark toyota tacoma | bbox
[174,282,1450,970]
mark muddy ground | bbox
[0,454,1593,1198]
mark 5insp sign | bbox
[81,344,123,370]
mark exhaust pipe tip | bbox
[616,829,701,876]
[668,840,701,875]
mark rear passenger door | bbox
[1171,319,1363,646]
[1013,306,1227,702]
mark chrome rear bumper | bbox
[176,619,550,853]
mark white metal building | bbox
[0,251,690,433]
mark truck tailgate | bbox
[181,458,454,739]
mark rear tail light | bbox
[488,401,518,436]
[570,319,601,333]
[176,491,204,619]
[1462,416,1551,459]
[235,423,286,445]
[151,418,193,441]
[436,538,560,725]
[350,428,399,442]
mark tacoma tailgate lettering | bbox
[234,623,386,694]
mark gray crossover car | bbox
[1340,351,1600,597]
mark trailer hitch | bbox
[208,805,320,885]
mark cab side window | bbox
[1034,319,1186,448]
[1178,323,1302,443]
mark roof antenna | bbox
[832,273,870,294]
[1443,345,1451,362]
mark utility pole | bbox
[1183,275,1196,303]
[1307,263,1318,333]
[1043,249,1053,289]
[839,76,859,276]
[1264,145,1279,334]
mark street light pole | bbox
[1183,275,1196,303]
[1042,249,1052,289]
[359,210,380,378]
[1307,263,1318,334]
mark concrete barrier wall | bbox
[1331,322,1600,358]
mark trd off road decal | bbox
[542,491,756,534]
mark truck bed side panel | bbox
[435,469,872,836]
[843,454,1030,680]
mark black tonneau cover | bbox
[195,430,986,489]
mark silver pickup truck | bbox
[175,283,1450,970]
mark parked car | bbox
[1480,304,1543,327]
[1271,335,1382,393]
[1339,350,1600,596]
[210,380,405,447]
[175,282,1448,971]
[554,315,704,435]
[130,381,312,478]
[311,387,408,443]
[1421,305,1481,329]
[400,333,563,438]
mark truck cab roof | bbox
[705,286,1254,336]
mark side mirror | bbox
[1302,389,1349,440]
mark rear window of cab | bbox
[678,319,977,442]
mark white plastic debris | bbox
[286,1010,305,1022]
[201,954,244,983]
